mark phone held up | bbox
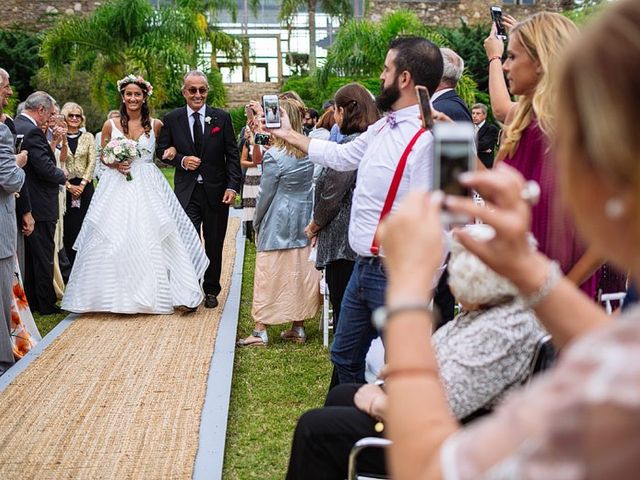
[432,122,476,224]
[15,134,24,153]
[490,6,507,40]
[254,132,271,146]
[415,85,434,131]
[262,94,281,129]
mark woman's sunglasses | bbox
[67,113,83,119]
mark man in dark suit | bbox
[472,103,499,168]
[430,48,472,329]
[14,91,66,314]
[157,70,241,308]
[431,48,472,122]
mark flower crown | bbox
[117,74,153,97]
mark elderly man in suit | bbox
[14,92,66,315]
[432,48,472,122]
[472,103,499,168]
[0,122,27,375]
[157,70,241,309]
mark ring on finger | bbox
[520,180,541,206]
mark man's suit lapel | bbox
[178,106,196,154]
[200,105,216,159]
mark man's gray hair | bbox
[107,109,120,119]
[0,68,8,86]
[182,70,209,88]
[472,103,488,115]
[440,48,464,86]
[16,101,26,116]
[24,91,55,112]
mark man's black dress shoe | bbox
[204,294,219,308]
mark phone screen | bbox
[415,86,433,130]
[263,95,281,128]
[439,140,471,197]
[15,134,24,152]
[491,7,507,39]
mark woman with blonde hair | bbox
[485,12,601,298]
[60,102,96,266]
[237,97,320,347]
[378,1,640,477]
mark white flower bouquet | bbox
[102,137,138,181]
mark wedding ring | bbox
[520,180,541,206]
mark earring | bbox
[604,197,625,219]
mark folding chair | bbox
[600,292,626,315]
[524,334,556,385]
[347,437,392,480]
[319,272,333,348]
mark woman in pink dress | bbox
[485,13,601,298]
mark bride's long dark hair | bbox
[118,77,152,136]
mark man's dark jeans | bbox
[330,256,385,384]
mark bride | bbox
[61,75,209,314]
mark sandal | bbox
[280,327,306,344]
[237,330,268,347]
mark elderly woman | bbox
[379,1,640,477]
[285,224,545,480]
[60,102,96,266]
[237,97,321,347]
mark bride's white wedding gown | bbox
[61,120,209,314]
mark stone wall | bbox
[225,82,282,108]
[368,0,564,28]
[1,0,102,30]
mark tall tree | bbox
[319,10,477,107]
[279,0,353,73]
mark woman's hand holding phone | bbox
[484,22,505,60]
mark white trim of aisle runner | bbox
[0,313,78,393]
[193,208,245,480]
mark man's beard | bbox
[375,77,401,112]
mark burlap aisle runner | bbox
[0,218,239,479]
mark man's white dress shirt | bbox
[185,105,206,181]
[308,104,433,257]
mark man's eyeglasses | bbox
[67,113,83,119]
[187,87,208,95]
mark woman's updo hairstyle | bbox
[333,83,380,136]
[448,224,536,307]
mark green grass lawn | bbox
[223,240,331,479]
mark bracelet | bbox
[520,261,563,309]
[384,366,439,382]
[488,55,502,66]
[372,301,431,330]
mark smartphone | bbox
[262,94,281,129]
[491,6,507,40]
[52,114,66,127]
[415,85,433,130]
[245,105,255,122]
[254,132,271,146]
[433,122,476,223]
[15,134,24,152]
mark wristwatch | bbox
[372,302,432,331]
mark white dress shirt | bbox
[308,104,433,257]
[185,105,206,181]
[431,88,454,103]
